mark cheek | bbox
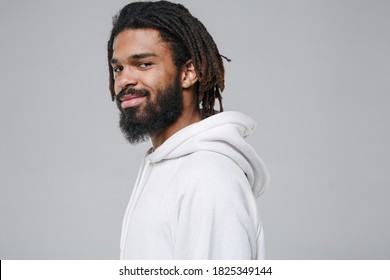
[114,81,121,95]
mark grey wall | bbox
[0,0,389,259]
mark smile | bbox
[120,94,147,109]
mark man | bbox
[107,1,270,259]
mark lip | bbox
[120,94,146,109]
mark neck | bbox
[151,105,201,150]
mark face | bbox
[111,29,184,144]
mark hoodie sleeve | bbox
[166,151,262,259]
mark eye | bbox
[113,65,123,73]
[112,65,123,79]
[138,62,153,69]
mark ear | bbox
[181,60,198,89]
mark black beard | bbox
[116,75,183,144]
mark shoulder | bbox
[171,151,251,197]
[181,150,242,177]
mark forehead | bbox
[112,28,172,59]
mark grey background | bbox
[0,0,389,259]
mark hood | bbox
[149,111,270,197]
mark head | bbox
[107,1,227,143]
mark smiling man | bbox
[107,1,270,259]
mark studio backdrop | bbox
[0,0,389,259]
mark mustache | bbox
[115,87,150,103]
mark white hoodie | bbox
[119,111,270,259]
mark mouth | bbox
[120,94,147,109]
[116,87,149,110]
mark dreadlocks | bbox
[107,1,229,118]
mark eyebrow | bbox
[110,53,158,65]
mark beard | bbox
[116,74,183,144]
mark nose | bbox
[115,67,138,94]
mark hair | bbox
[107,0,229,118]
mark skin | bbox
[111,28,201,149]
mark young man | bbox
[107,1,270,259]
